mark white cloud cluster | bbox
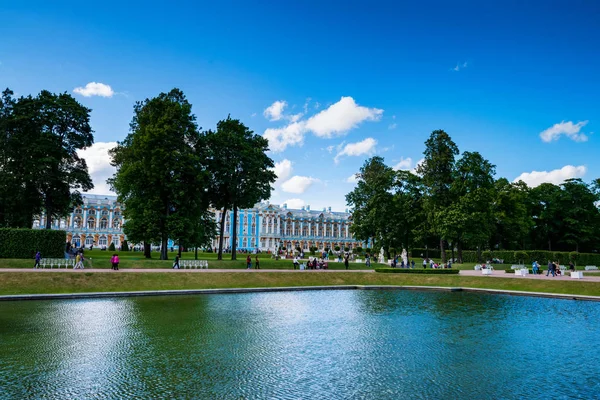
[76,142,117,194]
[263,96,383,152]
[513,165,587,187]
[270,158,320,194]
[346,174,358,183]
[393,157,425,174]
[334,138,377,163]
[281,176,320,194]
[263,100,287,121]
[539,121,589,143]
[73,82,114,97]
[282,198,306,209]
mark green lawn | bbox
[1,271,599,297]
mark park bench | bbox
[571,271,584,279]
[584,265,598,271]
[180,260,208,269]
[38,258,75,269]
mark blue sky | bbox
[1,1,599,211]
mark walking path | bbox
[458,269,600,282]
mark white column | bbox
[338,223,342,238]
[345,224,349,237]
[83,208,87,229]
[109,210,113,230]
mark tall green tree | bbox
[416,130,459,261]
[491,179,531,250]
[205,116,275,260]
[0,89,93,228]
[558,179,600,252]
[109,88,210,260]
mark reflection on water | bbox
[1,290,599,399]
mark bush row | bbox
[375,268,459,274]
[410,248,600,266]
[0,228,65,258]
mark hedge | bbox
[411,249,600,266]
[375,268,459,274]
[0,228,65,258]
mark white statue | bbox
[378,247,385,264]
[401,248,408,266]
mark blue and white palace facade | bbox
[34,194,363,251]
[210,202,362,252]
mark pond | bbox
[1,290,598,399]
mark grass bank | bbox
[1,272,600,297]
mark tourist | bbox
[111,253,120,270]
[569,261,575,272]
[293,256,299,269]
[344,254,349,270]
[423,259,427,269]
[255,256,260,269]
[532,261,539,275]
[173,255,180,269]
[448,260,452,268]
[365,254,371,268]
[411,260,415,269]
[34,250,41,269]
[74,253,83,269]
[246,255,252,269]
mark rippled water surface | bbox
[1,290,599,399]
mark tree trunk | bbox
[231,206,238,260]
[440,237,446,263]
[457,240,463,264]
[45,206,52,229]
[178,241,182,258]
[161,234,168,260]
[218,207,227,261]
[195,247,198,260]
[548,239,552,251]
[451,243,455,263]
[144,242,151,258]
[476,245,482,263]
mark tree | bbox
[109,88,210,260]
[205,117,276,260]
[490,179,531,250]
[416,130,459,262]
[558,179,600,252]
[529,183,563,251]
[0,89,94,228]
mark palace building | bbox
[34,195,363,252]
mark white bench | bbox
[474,264,482,270]
[571,271,584,279]
[482,268,493,275]
[585,265,598,271]
[510,265,526,270]
[515,268,529,276]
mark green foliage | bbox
[121,240,129,252]
[569,251,580,264]
[375,268,459,274]
[334,246,341,251]
[514,251,528,262]
[410,248,441,258]
[0,88,94,228]
[108,242,116,252]
[0,228,65,258]
[344,247,350,252]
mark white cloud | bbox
[393,157,413,170]
[539,120,589,143]
[281,175,320,194]
[251,112,257,117]
[264,121,306,152]
[451,61,468,72]
[326,145,335,154]
[77,141,117,194]
[388,123,397,130]
[263,100,287,121]
[346,174,358,183]
[306,97,383,138]
[272,159,293,186]
[262,96,383,152]
[283,198,306,209]
[73,82,114,97]
[513,165,587,187]
[334,137,377,163]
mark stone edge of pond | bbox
[1,285,600,302]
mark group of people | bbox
[246,255,261,269]
[422,258,452,269]
[531,260,575,276]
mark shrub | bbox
[482,250,492,261]
[334,246,340,251]
[108,242,116,252]
[0,228,65,258]
[410,248,441,259]
[375,268,459,274]
[295,246,301,252]
[344,247,350,252]
[122,240,129,252]
[569,251,580,265]
[356,246,363,253]
[514,251,528,263]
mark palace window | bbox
[75,208,82,214]
[112,236,120,245]
[100,218,108,229]
[88,209,96,216]
[87,217,95,229]
[114,210,121,217]
[101,210,109,216]
[99,237,107,246]
[85,237,94,246]
[74,216,82,228]
[113,219,121,229]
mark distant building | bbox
[35,195,363,252]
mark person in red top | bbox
[246,255,252,269]
[111,254,120,270]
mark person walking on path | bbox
[74,253,84,269]
[255,256,260,269]
[34,250,41,269]
[172,255,180,269]
[111,254,120,270]
[532,261,539,275]
[246,255,252,269]
[365,254,371,268]
[569,261,575,272]
[293,256,299,269]
[344,254,349,270]
[546,260,555,277]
